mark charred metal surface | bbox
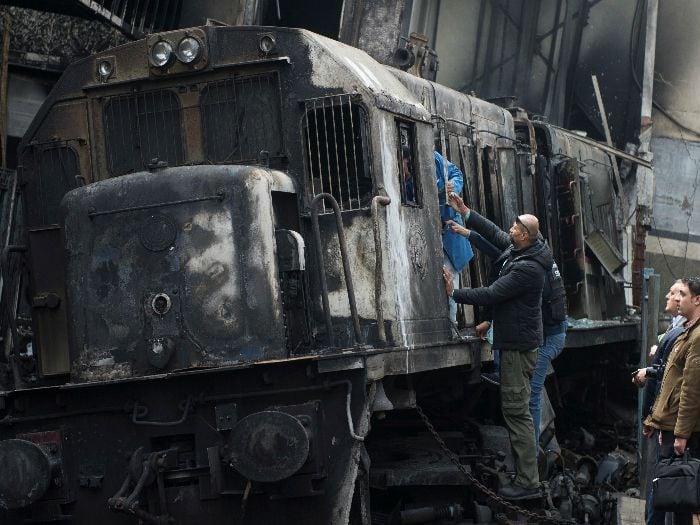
[2,23,641,525]
[0,364,368,524]
[528,121,628,320]
[228,410,310,482]
[0,438,52,509]
[564,321,638,348]
[62,166,287,380]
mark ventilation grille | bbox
[103,89,183,176]
[75,0,182,38]
[201,73,284,165]
[303,94,372,212]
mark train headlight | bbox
[259,34,276,54]
[150,40,174,67]
[97,60,113,79]
[177,37,201,64]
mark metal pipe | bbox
[371,196,391,343]
[310,193,363,346]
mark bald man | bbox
[443,194,553,501]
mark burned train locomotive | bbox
[0,25,635,524]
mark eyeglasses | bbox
[516,215,533,237]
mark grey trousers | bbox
[500,348,540,489]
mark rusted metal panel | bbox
[27,226,70,376]
[62,165,288,381]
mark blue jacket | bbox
[435,151,473,272]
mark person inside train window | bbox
[442,193,552,501]
[435,151,473,324]
[401,146,417,205]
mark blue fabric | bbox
[544,319,567,337]
[435,151,473,272]
[529,331,567,451]
[444,253,459,322]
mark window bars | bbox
[103,89,183,176]
[303,94,371,213]
[201,73,283,164]
[33,146,79,225]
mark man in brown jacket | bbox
[644,277,700,525]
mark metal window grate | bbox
[200,73,283,164]
[76,0,183,38]
[103,89,183,176]
[32,146,79,225]
[303,94,372,212]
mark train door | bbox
[448,131,477,327]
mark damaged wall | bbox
[646,1,700,296]
[407,0,640,146]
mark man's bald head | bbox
[509,213,540,248]
[518,214,539,240]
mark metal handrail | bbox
[310,193,362,347]
[371,196,391,343]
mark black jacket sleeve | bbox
[469,231,503,259]
[453,260,540,306]
[465,211,511,252]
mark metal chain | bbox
[414,404,575,524]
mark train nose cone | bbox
[0,439,52,509]
[228,411,310,482]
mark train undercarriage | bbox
[1,325,641,525]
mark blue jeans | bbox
[529,331,566,453]
[443,253,459,323]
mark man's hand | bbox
[632,368,647,388]
[642,425,654,438]
[476,321,491,339]
[447,182,454,193]
[674,437,688,455]
[447,192,469,216]
[442,266,454,297]
[446,220,470,238]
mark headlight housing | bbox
[177,37,202,64]
[97,60,113,78]
[150,40,174,68]
[259,34,276,54]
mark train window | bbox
[397,121,419,205]
[201,73,283,164]
[303,94,372,212]
[498,148,523,221]
[103,90,183,176]
[26,145,79,225]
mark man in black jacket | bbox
[443,194,553,500]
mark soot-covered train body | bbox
[0,25,630,524]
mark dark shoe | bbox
[498,483,540,500]
[480,372,501,387]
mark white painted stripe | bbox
[342,57,377,90]
[646,234,700,260]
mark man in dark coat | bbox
[632,279,684,525]
[442,193,552,500]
